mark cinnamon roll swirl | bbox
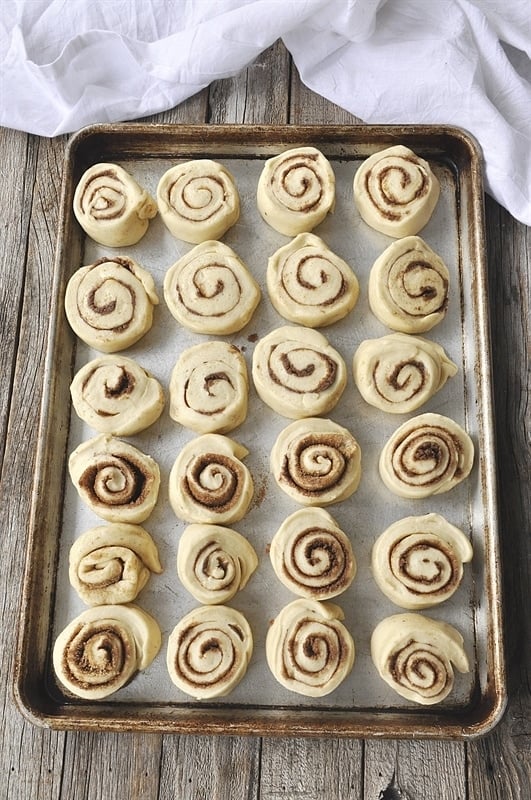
[157,160,240,243]
[167,605,253,699]
[371,613,469,705]
[163,240,261,335]
[73,163,157,247]
[169,341,248,434]
[266,599,355,697]
[368,236,450,333]
[68,434,160,523]
[177,523,258,605]
[352,333,457,414]
[270,508,356,599]
[379,413,474,498]
[252,326,346,419]
[169,434,254,524]
[68,524,163,606]
[271,418,362,506]
[371,513,473,609]
[266,233,359,327]
[70,355,165,436]
[257,146,335,236]
[353,145,440,238]
[64,256,159,353]
[53,603,162,699]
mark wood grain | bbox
[0,39,529,800]
[466,198,531,800]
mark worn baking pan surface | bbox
[15,124,505,737]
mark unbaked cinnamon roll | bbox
[68,523,163,606]
[352,333,457,414]
[73,163,157,247]
[169,341,248,434]
[157,160,240,243]
[177,523,258,604]
[368,236,450,333]
[64,256,159,353]
[266,233,359,327]
[257,146,335,236]
[68,434,160,523]
[379,413,474,498]
[271,418,362,506]
[70,355,165,436]
[167,605,253,698]
[163,240,261,335]
[371,513,473,609]
[371,613,469,704]
[266,598,355,696]
[169,434,254,524]
[353,145,440,237]
[252,325,346,419]
[53,603,161,699]
[270,507,356,599]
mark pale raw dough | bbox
[70,354,165,436]
[157,160,240,243]
[379,412,474,498]
[53,603,161,699]
[266,598,355,697]
[169,340,248,434]
[73,163,157,247]
[64,256,159,353]
[169,434,254,524]
[353,145,440,237]
[371,613,469,705]
[252,325,346,419]
[166,605,253,699]
[270,507,356,600]
[257,146,335,236]
[68,434,160,523]
[352,332,457,414]
[68,523,163,606]
[271,417,362,506]
[371,513,473,609]
[177,523,258,604]
[266,233,359,327]
[368,236,450,333]
[164,240,261,334]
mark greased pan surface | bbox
[15,125,505,737]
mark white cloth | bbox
[1,0,530,224]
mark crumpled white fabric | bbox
[1,0,530,224]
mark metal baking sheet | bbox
[15,124,506,738]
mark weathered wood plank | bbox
[466,198,530,800]
[159,735,260,800]
[208,39,290,124]
[289,62,362,125]
[140,89,209,124]
[259,737,363,800]
[0,132,68,800]
[364,739,467,800]
[0,128,37,461]
[59,732,164,800]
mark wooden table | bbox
[1,42,529,799]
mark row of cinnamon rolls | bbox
[73,143,439,248]
[64,233,450,351]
